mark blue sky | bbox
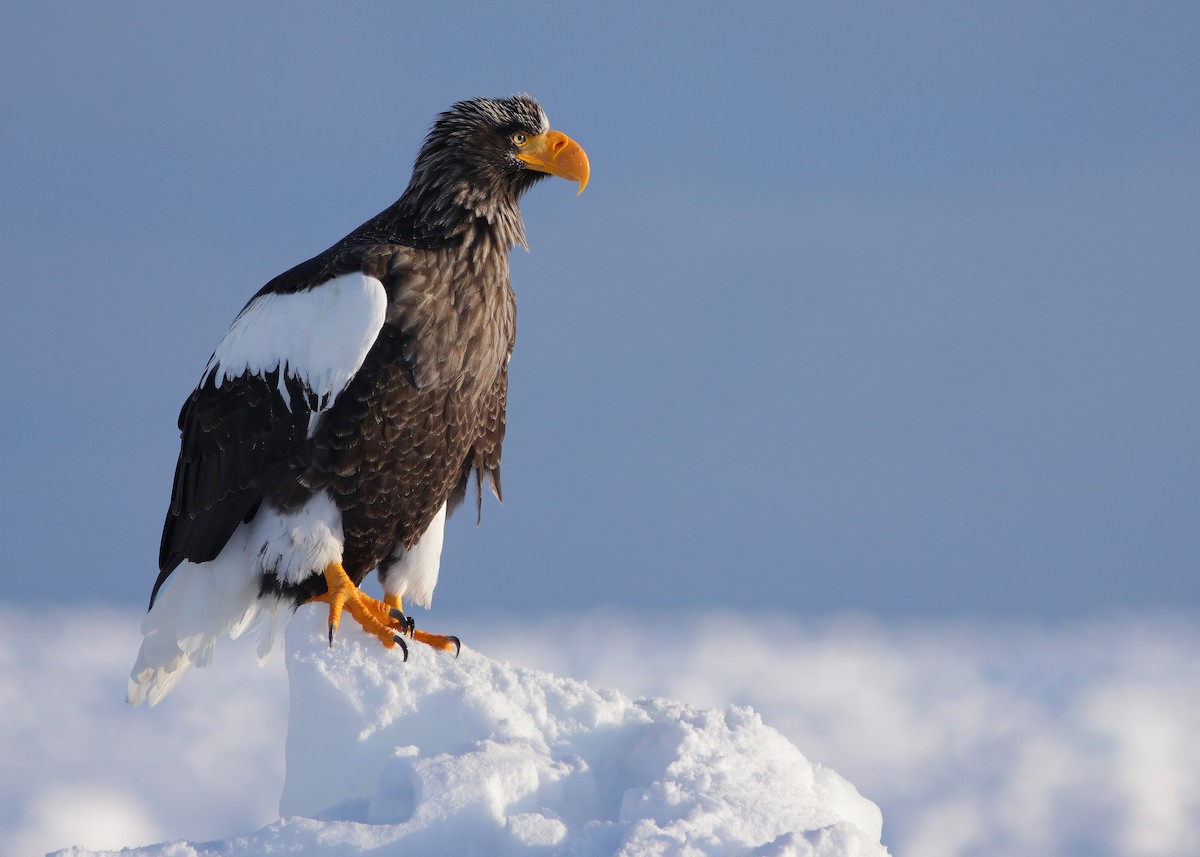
[2,2,1197,616]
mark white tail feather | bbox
[128,529,286,706]
[130,492,343,705]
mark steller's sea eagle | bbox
[129,95,588,705]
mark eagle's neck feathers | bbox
[385,170,532,253]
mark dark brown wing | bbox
[155,370,310,603]
[153,251,372,607]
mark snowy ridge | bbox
[75,605,887,856]
[18,608,1200,856]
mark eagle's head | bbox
[401,95,589,247]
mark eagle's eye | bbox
[511,132,528,146]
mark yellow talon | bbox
[312,563,408,657]
[310,565,459,657]
[383,592,461,656]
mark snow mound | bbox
[61,604,887,856]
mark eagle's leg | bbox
[312,563,409,660]
[383,593,461,656]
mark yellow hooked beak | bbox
[515,129,590,194]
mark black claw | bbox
[393,634,409,661]
[389,607,416,636]
[328,623,335,647]
[450,636,461,658]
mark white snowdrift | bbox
[62,604,886,856]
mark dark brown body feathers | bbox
[153,95,554,610]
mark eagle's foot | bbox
[384,594,462,658]
[314,563,410,660]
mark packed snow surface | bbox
[62,604,885,856]
[17,607,1200,856]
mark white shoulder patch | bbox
[203,272,387,415]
